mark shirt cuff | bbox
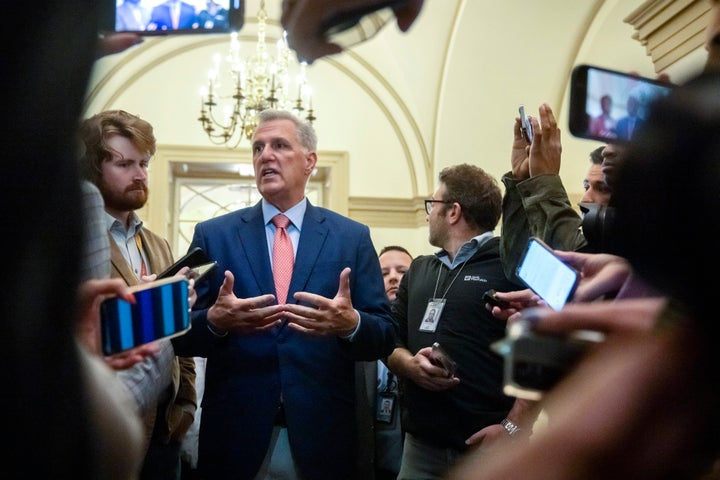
[340,310,362,341]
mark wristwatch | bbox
[501,418,521,436]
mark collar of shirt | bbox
[435,231,494,269]
[105,210,145,274]
[262,198,306,258]
[105,210,143,239]
[262,198,306,231]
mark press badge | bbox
[419,299,446,332]
[376,392,396,424]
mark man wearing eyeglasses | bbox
[387,164,532,479]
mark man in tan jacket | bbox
[79,109,196,480]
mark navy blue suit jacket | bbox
[148,2,197,30]
[172,201,395,479]
[615,115,645,140]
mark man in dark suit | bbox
[147,0,198,31]
[172,109,395,480]
[614,95,644,140]
[357,246,412,480]
[115,0,151,31]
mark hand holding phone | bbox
[429,342,458,378]
[185,261,218,283]
[321,0,409,48]
[516,237,579,311]
[482,289,511,309]
[519,105,534,143]
[158,247,212,279]
[100,277,191,355]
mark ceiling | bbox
[86,0,710,244]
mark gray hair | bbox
[257,109,317,151]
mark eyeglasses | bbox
[424,199,453,215]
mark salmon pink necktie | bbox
[272,214,294,304]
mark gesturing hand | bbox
[207,270,285,333]
[283,267,359,336]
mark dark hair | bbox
[78,109,156,184]
[379,245,412,258]
[611,71,720,321]
[589,146,605,165]
[438,163,502,232]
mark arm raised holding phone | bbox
[281,0,425,63]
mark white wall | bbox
[87,0,707,259]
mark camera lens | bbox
[579,202,615,252]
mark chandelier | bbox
[198,0,316,148]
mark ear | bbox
[305,151,318,175]
[446,202,462,225]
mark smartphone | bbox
[100,276,190,355]
[491,319,604,400]
[100,0,245,36]
[321,0,408,49]
[516,237,579,311]
[518,105,533,143]
[568,64,675,143]
[482,289,511,309]
[186,261,218,282]
[429,342,458,378]
[158,247,211,279]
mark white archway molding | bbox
[322,52,430,197]
[87,34,430,201]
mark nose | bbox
[580,189,594,204]
[133,164,148,179]
[260,142,278,159]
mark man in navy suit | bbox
[115,0,151,31]
[172,109,395,479]
[147,0,198,31]
[614,95,644,141]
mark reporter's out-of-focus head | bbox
[611,71,720,322]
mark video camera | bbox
[579,202,616,253]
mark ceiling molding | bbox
[348,196,427,228]
[624,0,711,72]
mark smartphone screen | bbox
[100,0,245,36]
[568,64,674,143]
[100,277,190,355]
[516,237,579,311]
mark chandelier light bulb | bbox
[197,1,317,148]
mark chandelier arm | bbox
[197,3,316,148]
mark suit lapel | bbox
[237,204,276,295]
[109,234,138,286]
[291,204,328,299]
